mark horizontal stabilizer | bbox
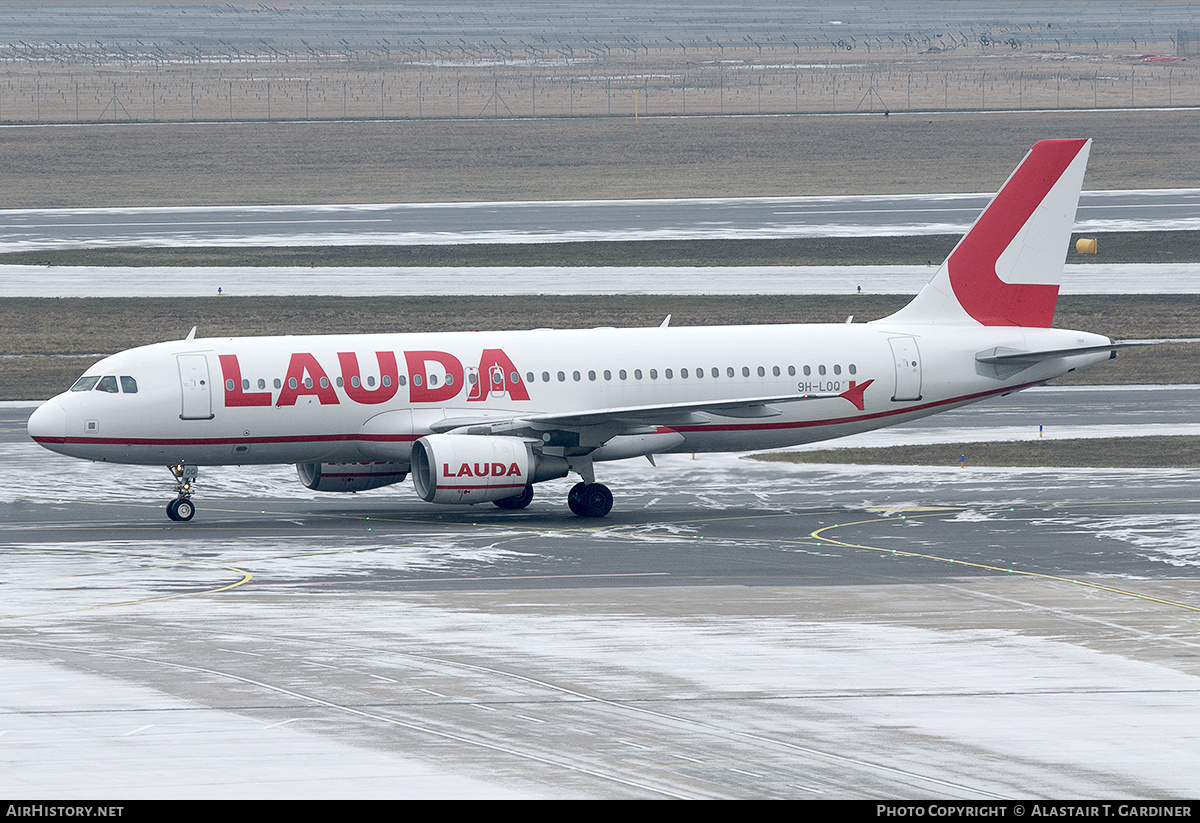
[975,340,1153,365]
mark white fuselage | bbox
[28,320,1113,468]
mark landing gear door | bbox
[177,354,214,420]
[888,337,922,402]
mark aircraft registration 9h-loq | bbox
[29,139,1128,522]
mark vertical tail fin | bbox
[881,138,1091,328]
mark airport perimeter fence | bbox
[0,39,1196,123]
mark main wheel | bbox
[567,482,588,516]
[581,483,613,518]
[493,484,534,510]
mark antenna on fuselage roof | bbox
[185,326,197,340]
[659,315,671,328]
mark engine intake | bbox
[412,434,564,504]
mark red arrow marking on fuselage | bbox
[839,378,874,411]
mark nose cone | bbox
[28,399,67,450]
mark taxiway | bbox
[1,190,1197,252]
[3,391,1200,798]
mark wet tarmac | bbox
[3,393,1200,798]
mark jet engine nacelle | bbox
[412,433,566,505]
[296,461,409,492]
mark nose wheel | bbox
[167,498,195,521]
[166,463,198,522]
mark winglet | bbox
[879,139,1091,328]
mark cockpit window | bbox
[71,376,100,392]
[120,376,138,394]
[95,375,119,393]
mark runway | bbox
[6,261,1200,298]
[4,389,1200,798]
[1,2,1191,52]
[2,190,1198,252]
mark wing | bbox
[428,382,875,446]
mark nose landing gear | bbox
[166,463,197,521]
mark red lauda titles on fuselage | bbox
[219,349,530,408]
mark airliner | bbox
[28,139,1123,521]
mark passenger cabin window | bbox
[71,376,100,392]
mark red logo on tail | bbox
[948,139,1088,327]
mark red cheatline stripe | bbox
[29,379,1047,448]
[32,432,422,447]
[671,379,1046,434]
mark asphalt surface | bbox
[2,190,1197,251]
[4,389,1200,798]
[0,2,1191,55]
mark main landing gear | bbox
[493,483,534,510]
[567,482,613,518]
[166,463,197,522]
[492,480,614,517]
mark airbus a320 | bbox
[28,139,1123,521]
